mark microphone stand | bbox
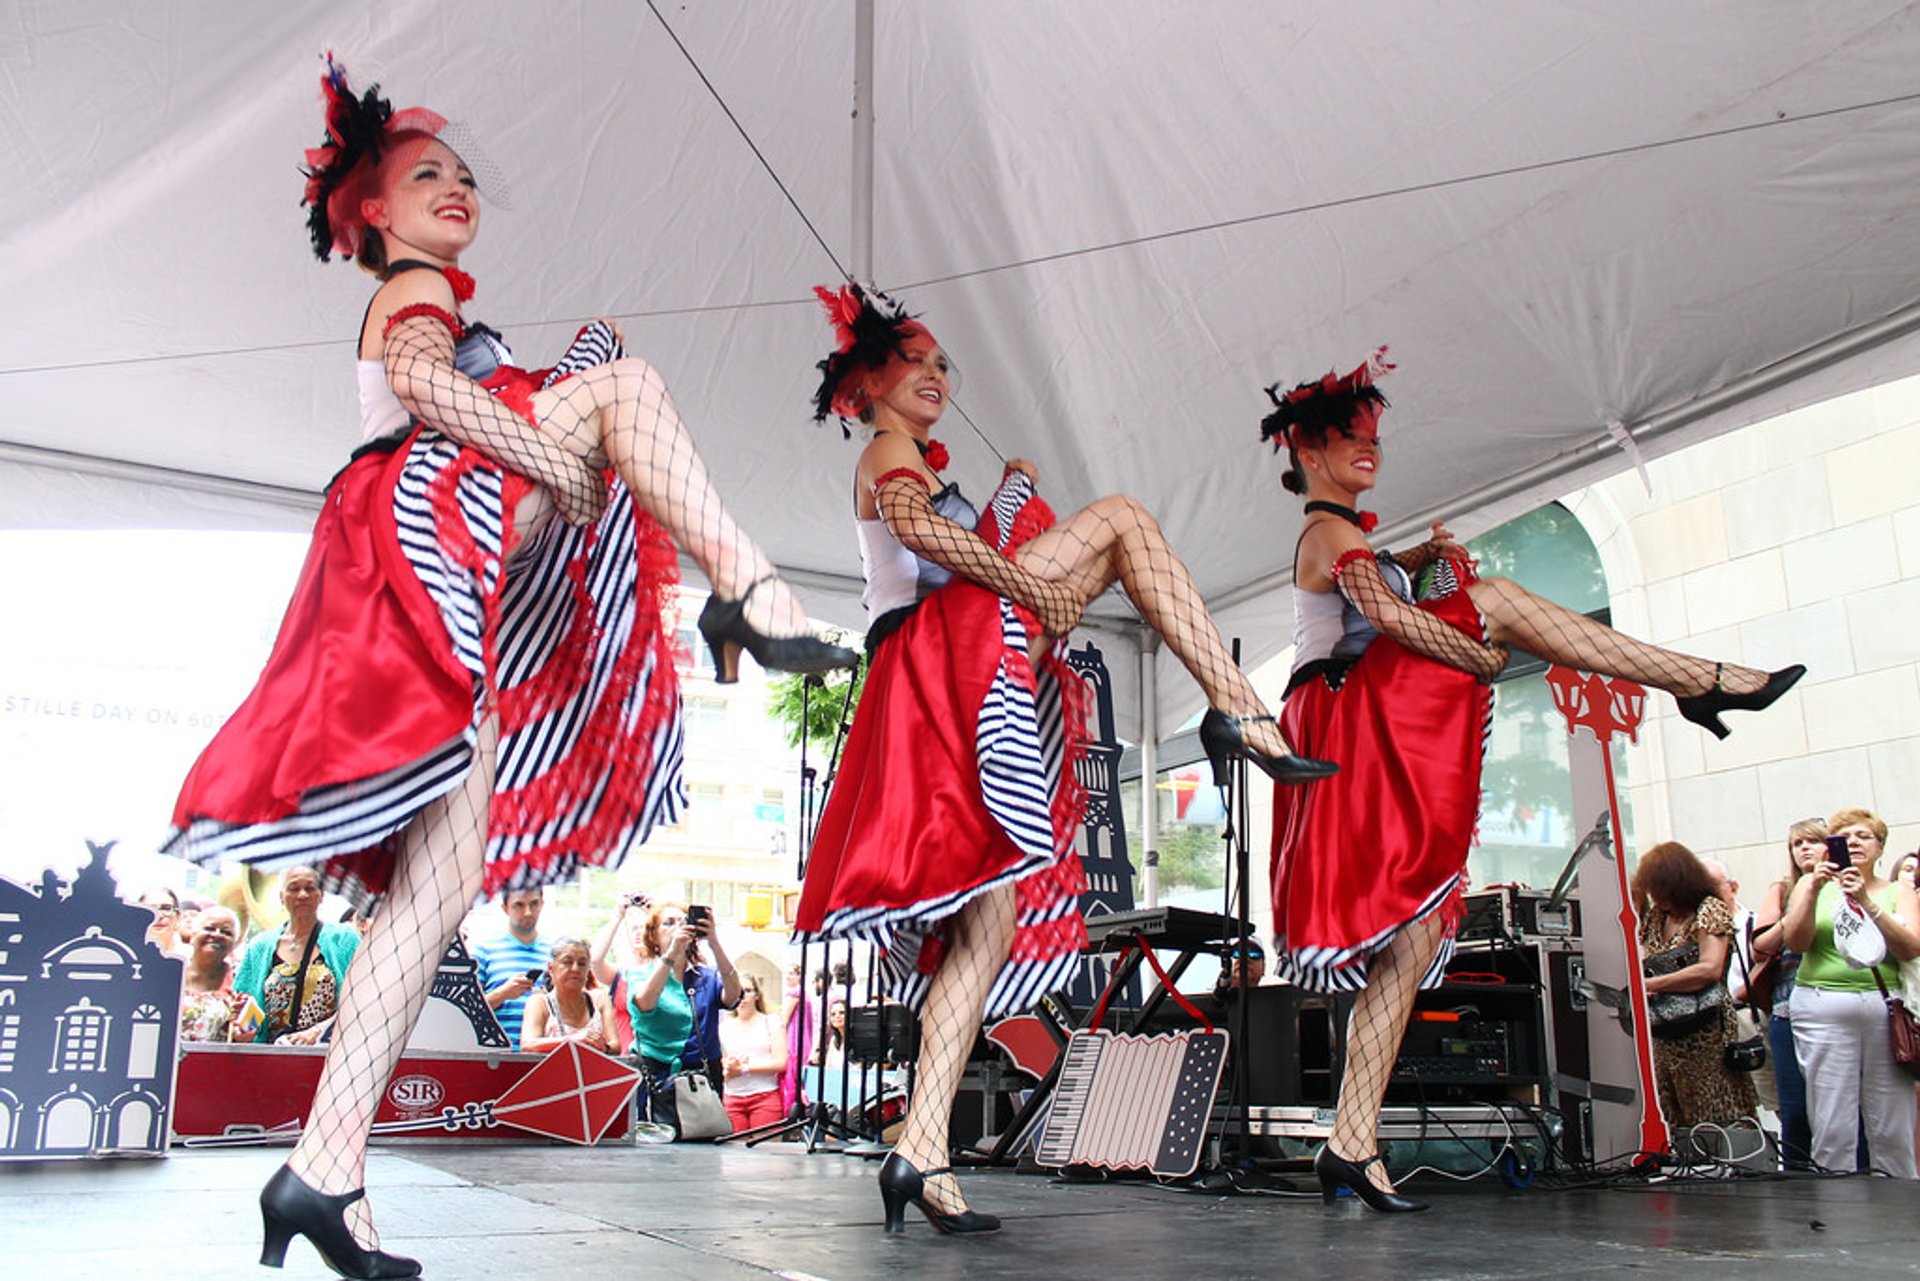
[728,665,868,1150]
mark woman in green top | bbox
[627,901,739,1130]
[1781,807,1920,1177]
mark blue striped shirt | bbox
[472,933,551,1048]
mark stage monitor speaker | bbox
[846,1003,919,1066]
[1214,986,1349,1107]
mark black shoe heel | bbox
[1198,710,1340,786]
[877,1152,1001,1235]
[1313,1146,1428,1214]
[697,574,858,685]
[1674,663,1805,740]
[258,1165,422,1279]
[259,1213,296,1268]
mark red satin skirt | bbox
[168,420,684,909]
[794,578,1089,1020]
[1270,591,1492,992]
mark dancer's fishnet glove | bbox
[1337,557,1508,680]
[385,314,607,527]
[876,474,1083,636]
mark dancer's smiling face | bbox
[1301,406,1384,496]
[867,333,953,432]
[360,137,480,265]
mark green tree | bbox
[763,632,866,754]
[1153,822,1228,894]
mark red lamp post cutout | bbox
[1544,664,1668,1161]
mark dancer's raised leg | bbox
[1016,495,1313,768]
[1466,576,1801,735]
[533,359,835,651]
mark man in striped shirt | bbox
[473,888,550,1049]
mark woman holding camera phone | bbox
[1780,807,1920,1177]
[625,901,741,1127]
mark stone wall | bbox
[1563,373,1920,902]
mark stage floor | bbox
[4,1140,1916,1280]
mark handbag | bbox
[1870,967,1920,1083]
[669,1068,733,1141]
[1722,927,1769,1074]
[1642,939,1726,1040]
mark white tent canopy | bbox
[7,1,1920,742]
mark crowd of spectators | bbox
[1644,808,1919,1178]
[137,807,1916,1170]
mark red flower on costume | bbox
[1358,510,1379,534]
[442,267,475,303]
[924,439,950,473]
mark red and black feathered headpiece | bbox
[300,54,510,264]
[1259,346,1395,452]
[811,282,932,435]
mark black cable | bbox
[643,0,849,284]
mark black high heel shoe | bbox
[1674,663,1806,740]
[877,1152,1001,1235]
[1198,710,1340,786]
[697,574,858,685]
[1313,1146,1428,1214]
[259,1165,422,1278]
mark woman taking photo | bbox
[1264,350,1802,1211]
[166,60,850,1279]
[795,285,1335,1237]
[1749,818,1827,1168]
[519,937,618,1055]
[233,868,360,1047]
[626,902,741,1128]
[1780,807,1920,1178]
[1632,842,1758,1131]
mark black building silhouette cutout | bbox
[1063,642,1136,1008]
[0,841,183,1158]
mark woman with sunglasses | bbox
[720,976,788,1132]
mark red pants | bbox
[724,1088,785,1132]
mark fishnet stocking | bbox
[385,316,607,527]
[388,317,809,638]
[1466,576,1769,697]
[893,883,1016,1216]
[283,717,497,1250]
[875,480,1291,757]
[1017,496,1290,754]
[530,359,804,637]
[1329,910,1447,1194]
[1338,560,1509,680]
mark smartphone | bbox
[1825,834,1853,870]
[524,967,545,982]
[686,904,713,934]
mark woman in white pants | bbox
[1782,807,1920,1178]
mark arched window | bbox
[1466,502,1635,890]
[38,1089,97,1151]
